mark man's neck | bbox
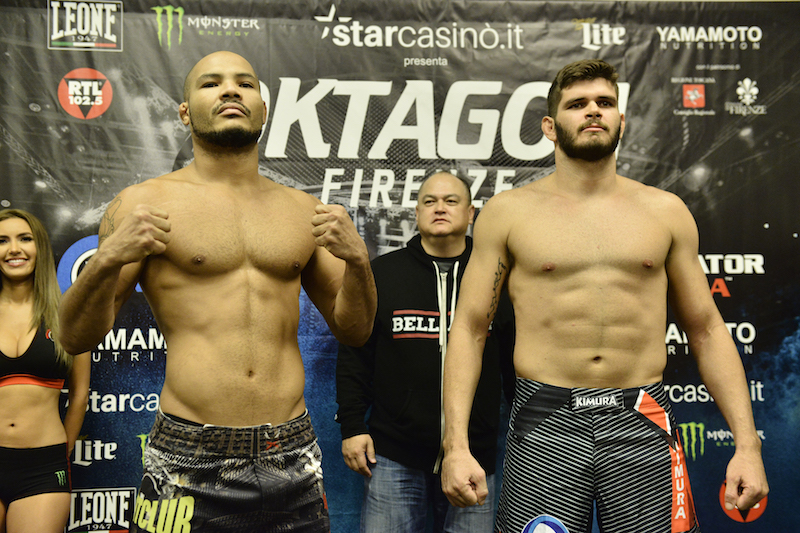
[552,152,619,196]
[419,234,467,259]
[190,138,261,185]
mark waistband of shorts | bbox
[515,378,668,412]
[0,443,68,463]
[148,408,317,457]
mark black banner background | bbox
[1,1,798,531]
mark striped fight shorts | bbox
[496,379,700,533]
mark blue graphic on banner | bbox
[523,515,570,533]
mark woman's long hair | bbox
[0,209,70,366]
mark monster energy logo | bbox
[55,469,67,486]
[152,6,184,49]
[678,422,705,461]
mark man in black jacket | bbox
[336,171,513,532]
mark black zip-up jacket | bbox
[336,234,514,474]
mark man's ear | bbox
[542,115,556,142]
[179,102,190,125]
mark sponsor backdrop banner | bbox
[1,1,798,531]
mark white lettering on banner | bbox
[73,439,118,467]
[321,167,517,208]
[698,254,765,275]
[656,26,762,50]
[264,78,630,161]
[581,23,626,51]
[87,390,159,413]
[316,6,524,51]
[666,322,756,346]
[98,328,166,351]
[50,1,118,42]
[656,26,763,44]
[68,488,134,530]
[665,381,764,404]
[665,384,714,403]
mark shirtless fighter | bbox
[440,59,767,533]
[59,51,377,532]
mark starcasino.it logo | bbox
[314,4,524,50]
[48,1,123,51]
[57,68,113,120]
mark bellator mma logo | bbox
[58,68,113,120]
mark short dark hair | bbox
[547,59,619,117]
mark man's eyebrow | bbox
[421,193,461,200]
[563,94,617,107]
[195,73,258,84]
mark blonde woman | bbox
[0,209,90,533]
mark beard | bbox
[189,99,263,149]
[193,124,261,149]
[554,119,621,162]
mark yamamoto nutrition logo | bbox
[656,25,762,50]
[57,68,113,120]
[314,4,524,50]
[67,488,136,532]
[48,1,123,51]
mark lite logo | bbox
[152,6,184,49]
[574,19,626,51]
[48,1,123,51]
[57,68,113,120]
[521,515,570,533]
[73,439,118,467]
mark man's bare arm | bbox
[442,196,511,507]
[665,196,768,510]
[59,192,170,354]
[305,203,377,347]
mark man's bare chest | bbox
[509,200,672,276]
[157,199,316,278]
